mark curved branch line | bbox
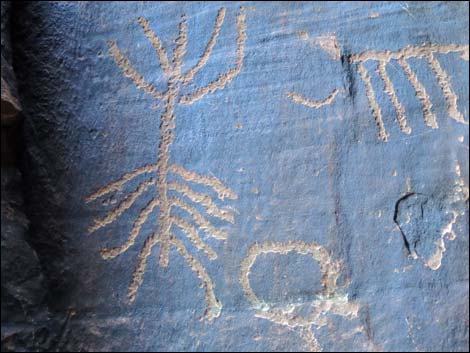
[86,164,156,203]
[172,15,188,76]
[170,235,222,321]
[169,196,228,240]
[128,232,160,303]
[107,41,165,100]
[167,180,235,223]
[179,10,247,104]
[286,88,339,109]
[137,16,172,77]
[169,164,237,200]
[87,178,155,234]
[181,7,226,83]
[100,197,159,260]
[171,216,218,260]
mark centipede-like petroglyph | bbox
[349,43,469,141]
[85,7,246,321]
[239,241,360,351]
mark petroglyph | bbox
[240,241,359,351]
[286,89,339,109]
[314,33,341,60]
[394,165,468,270]
[376,61,411,134]
[287,30,341,112]
[356,62,389,141]
[296,31,341,60]
[349,43,469,140]
[86,7,246,321]
[423,163,470,270]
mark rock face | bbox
[1,1,469,351]
[1,2,50,351]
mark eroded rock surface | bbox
[1,1,468,351]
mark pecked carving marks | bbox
[356,62,389,141]
[178,10,246,104]
[376,61,411,134]
[85,7,245,321]
[286,30,341,113]
[397,57,437,129]
[394,166,468,270]
[286,89,339,109]
[349,43,469,140]
[181,7,226,83]
[240,241,359,351]
[394,193,457,269]
[296,31,341,60]
[348,43,469,63]
[425,52,466,124]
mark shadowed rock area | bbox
[1,1,469,351]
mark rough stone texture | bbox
[2,1,469,351]
[1,1,21,116]
[1,168,51,351]
[1,3,50,352]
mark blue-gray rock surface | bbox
[1,1,469,351]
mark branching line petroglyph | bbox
[86,7,246,321]
[87,178,155,234]
[182,7,226,83]
[179,11,246,104]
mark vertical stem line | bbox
[156,85,178,267]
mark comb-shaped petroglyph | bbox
[349,43,469,141]
[240,241,360,351]
[85,7,246,321]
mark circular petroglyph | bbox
[239,241,358,329]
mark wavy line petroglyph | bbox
[85,7,246,321]
[349,43,469,141]
[239,241,360,351]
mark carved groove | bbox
[349,43,468,140]
[86,7,245,320]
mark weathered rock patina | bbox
[1,1,468,351]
